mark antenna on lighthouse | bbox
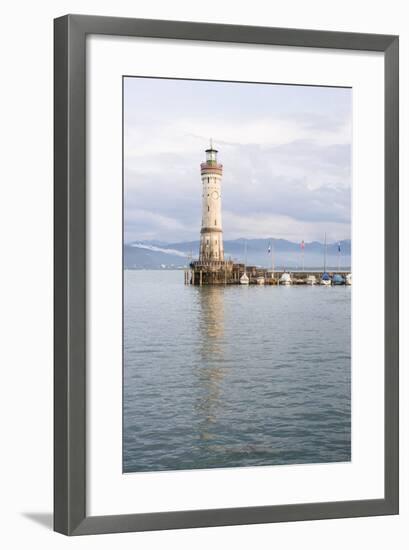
[210,137,213,149]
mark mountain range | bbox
[124,238,351,270]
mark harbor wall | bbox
[185,261,349,285]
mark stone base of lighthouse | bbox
[189,258,234,285]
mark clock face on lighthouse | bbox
[211,191,219,200]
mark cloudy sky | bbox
[124,77,351,244]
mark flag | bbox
[301,240,305,250]
[338,242,341,253]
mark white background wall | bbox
[0,0,407,548]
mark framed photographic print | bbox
[54,14,399,535]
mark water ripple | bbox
[123,271,351,472]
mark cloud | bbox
[124,113,351,158]
[222,211,349,242]
[124,207,191,243]
[124,78,351,243]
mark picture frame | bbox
[54,14,399,535]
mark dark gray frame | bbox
[54,14,399,536]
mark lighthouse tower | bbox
[199,140,225,263]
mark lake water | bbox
[123,270,351,473]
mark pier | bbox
[184,261,350,285]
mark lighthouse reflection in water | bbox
[123,270,351,473]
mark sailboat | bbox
[240,272,249,284]
[306,274,317,285]
[279,271,292,285]
[320,233,332,286]
[332,273,345,285]
[240,239,249,285]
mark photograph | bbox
[123,76,352,473]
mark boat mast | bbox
[324,232,327,273]
[337,242,341,272]
[271,240,275,279]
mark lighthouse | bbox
[199,140,224,263]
